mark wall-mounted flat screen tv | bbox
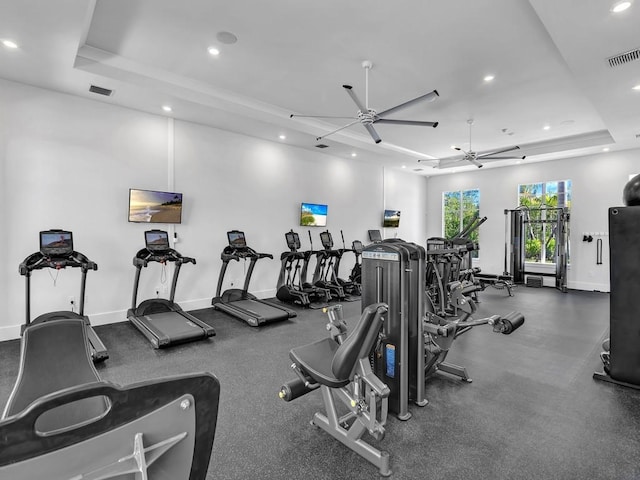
[300,202,328,227]
[383,209,401,228]
[129,189,183,224]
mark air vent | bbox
[314,144,329,149]
[607,48,640,67]
[636,133,640,139]
[89,85,113,96]
[413,168,424,172]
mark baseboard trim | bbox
[568,281,610,292]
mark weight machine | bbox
[504,206,570,292]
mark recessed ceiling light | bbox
[351,152,357,157]
[2,39,18,49]
[162,105,172,112]
[603,147,610,152]
[278,134,286,140]
[516,160,522,164]
[633,84,640,90]
[543,125,551,130]
[611,1,631,13]
[484,75,495,82]
[401,165,406,168]
[208,46,220,56]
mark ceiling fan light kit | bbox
[291,60,439,144]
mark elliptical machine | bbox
[349,240,363,286]
[19,229,108,362]
[276,230,330,309]
[311,230,360,301]
[336,231,362,296]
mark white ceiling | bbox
[1,0,639,175]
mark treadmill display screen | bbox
[40,230,74,257]
[227,231,247,248]
[145,230,170,253]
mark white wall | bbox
[0,78,428,340]
[425,151,640,292]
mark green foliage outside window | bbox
[518,180,571,263]
[443,189,480,257]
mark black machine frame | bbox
[213,230,297,326]
[19,229,108,363]
[276,230,330,309]
[128,230,215,348]
[504,206,570,292]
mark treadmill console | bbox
[145,230,171,254]
[368,230,382,242]
[352,240,364,254]
[40,230,73,257]
[320,231,334,249]
[227,230,247,249]
[285,231,301,252]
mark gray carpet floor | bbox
[1,286,638,479]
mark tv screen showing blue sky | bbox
[300,202,328,227]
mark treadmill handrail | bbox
[133,248,195,267]
[20,251,98,275]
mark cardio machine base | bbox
[212,289,296,327]
[128,299,215,349]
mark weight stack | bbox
[360,239,426,419]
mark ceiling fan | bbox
[451,119,526,168]
[290,60,439,144]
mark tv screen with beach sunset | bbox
[128,189,183,224]
[300,202,328,227]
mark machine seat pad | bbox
[289,338,349,388]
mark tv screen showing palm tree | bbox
[300,202,328,227]
[129,189,183,224]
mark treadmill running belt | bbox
[143,312,208,342]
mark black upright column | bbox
[609,206,640,384]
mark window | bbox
[443,189,480,257]
[518,180,571,263]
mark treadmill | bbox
[19,229,108,363]
[128,230,215,348]
[212,230,297,327]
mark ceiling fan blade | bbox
[364,123,382,144]
[343,85,369,113]
[377,89,439,117]
[315,119,361,141]
[290,114,356,120]
[467,158,483,168]
[478,155,527,160]
[374,119,438,128]
[477,145,520,158]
